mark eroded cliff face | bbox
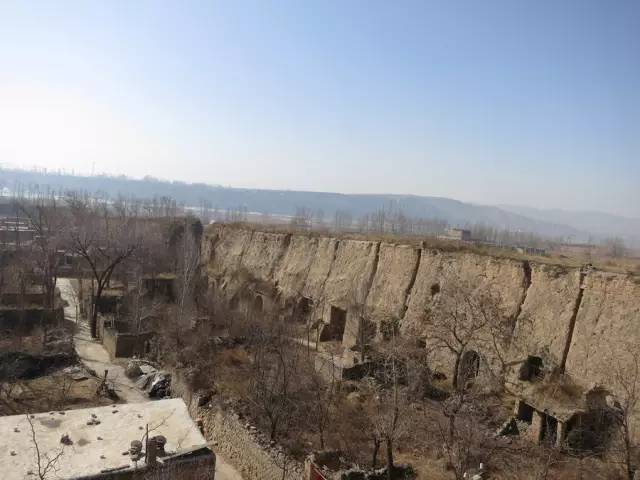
[300,237,338,300]
[273,235,319,296]
[203,226,253,278]
[322,239,379,310]
[565,272,640,391]
[365,244,420,326]
[203,225,640,408]
[240,231,291,282]
[508,265,582,371]
[402,250,527,336]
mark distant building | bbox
[0,218,35,245]
[515,246,547,256]
[0,200,19,218]
[556,243,597,256]
[0,283,64,333]
[0,398,215,479]
[438,228,472,242]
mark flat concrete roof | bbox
[1,398,209,479]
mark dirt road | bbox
[57,278,244,480]
[58,278,147,402]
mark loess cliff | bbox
[202,224,640,427]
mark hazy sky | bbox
[0,1,638,217]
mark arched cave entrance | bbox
[252,295,264,314]
[319,306,347,342]
[458,350,480,388]
[229,294,239,311]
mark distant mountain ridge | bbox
[1,168,636,245]
[499,204,640,247]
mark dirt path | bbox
[58,278,147,403]
[213,452,246,480]
[57,278,244,480]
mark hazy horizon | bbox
[1,1,638,217]
[3,164,640,223]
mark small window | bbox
[541,414,558,445]
[295,297,312,320]
[320,306,347,341]
[519,356,544,382]
[229,294,239,311]
[252,295,263,313]
[516,401,534,424]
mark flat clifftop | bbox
[204,222,639,277]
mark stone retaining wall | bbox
[172,369,303,480]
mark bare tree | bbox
[314,209,326,229]
[434,396,494,480]
[290,207,313,230]
[333,209,353,231]
[16,198,68,311]
[610,346,640,480]
[605,237,626,259]
[0,256,38,346]
[346,289,376,364]
[249,321,301,441]
[26,413,65,480]
[304,355,337,449]
[67,198,140,337]
[0,374,21,414]
[124,271,165,334]
[125,223,170,334]
[422,277,508,391]
[363,334,411,480]
[176,218,202,325]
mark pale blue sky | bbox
[0,1,638,216]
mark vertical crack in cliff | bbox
[236,230,254,271]
[560,269,587,372]
[269,233,292,281]
[203,232,221,274]
[511,261,532,333]
[207,232,220,258]
[363,242,381,305]
[297,237,318,296]
[400,247,422,320]
[319,239,340,296]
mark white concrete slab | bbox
[0,399,207,479]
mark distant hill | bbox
[500,205,640,248]
[2,167,630,243]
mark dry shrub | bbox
[534,372,583,403]
[217,347,250,368]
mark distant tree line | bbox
[1,166,605,243]
[1,169,632,256]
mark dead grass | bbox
[210,346,252,399]
[217,347,251,368]
[0,334,47,355]
[534,372,584,403]
[0,373,114,416]
[194,338,630,479]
